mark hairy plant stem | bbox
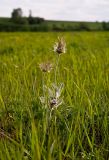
[55,54,60,85]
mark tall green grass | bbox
[0,32,109,159]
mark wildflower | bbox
[50,97,63,109]
[40,83,64,110]
[54,37,66,54]
[39,62,53,73]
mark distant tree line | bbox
[11,8,45,25]
[0,8,109,32]
[102,21,109,30]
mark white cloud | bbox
[0,0,109,21]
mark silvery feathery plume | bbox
[40,83,64,110]
[39,62,53,73]
[54,37,66,54]
[49,83,64,109]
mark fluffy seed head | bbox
[39,62,53,73]
[54,37,66,54]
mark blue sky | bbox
[0,0,109,21]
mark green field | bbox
[0,32,109,159]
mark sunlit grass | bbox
[0,32,109,159]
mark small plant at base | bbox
[40,83,64,110]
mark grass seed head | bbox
[54,37,66,54]
[50,98,57,108]
[39,83,64,110]
[49,83,64,109]
[39,62,53,73]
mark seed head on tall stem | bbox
[53,37,66,84]
[54,37,66,55]
[39,62,53,73]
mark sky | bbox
[0,0,109,21]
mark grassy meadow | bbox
[0,32,109,159]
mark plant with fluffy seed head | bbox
[39,62,53,73]
[54,37,66,54]
[40,83,64,110]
